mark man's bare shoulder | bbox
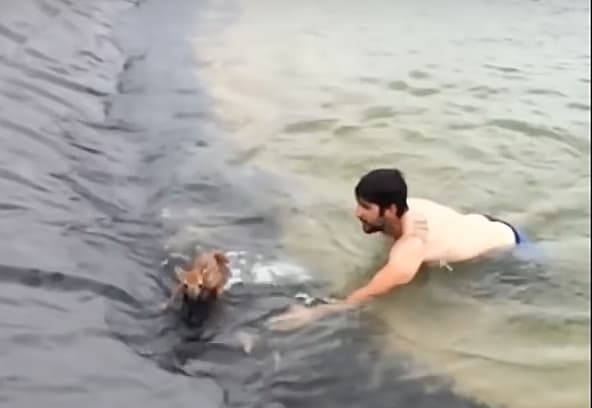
[388,233,426,261]
[407,197,465,216]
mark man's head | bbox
[354,168,409,234]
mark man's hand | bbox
[267,304,321,331]
[267,302,355,331]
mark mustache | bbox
[360,218,385,232]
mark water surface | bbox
[0,1,513,407]
[195,1,591,407]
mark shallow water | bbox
[0,0,589,407]
[195,0,590,407]
[0,1,503,408]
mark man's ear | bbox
[382,204,398,218]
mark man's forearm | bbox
[345,286,378,304]
[310,291,368,318]
[311,301,355,318]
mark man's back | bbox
[406,197,517,264]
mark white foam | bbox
[224,250,313,289]
[162,248,313,288]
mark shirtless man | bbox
[269,168,529,331]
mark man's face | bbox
[354,198,386,234]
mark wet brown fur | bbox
[163,250,230,310]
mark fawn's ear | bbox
[213,251,229,265]
[174,265,185,281]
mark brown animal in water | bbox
[163,250,230,310]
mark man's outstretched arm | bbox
[305,236,425,315]
[345,235,425,304]
[267,235,425,330]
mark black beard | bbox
[361,219,384,234]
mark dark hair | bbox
[354,168,409,217]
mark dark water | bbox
[0,1,534,407]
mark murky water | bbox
[196,0,590,407]
[0,0,589,407]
